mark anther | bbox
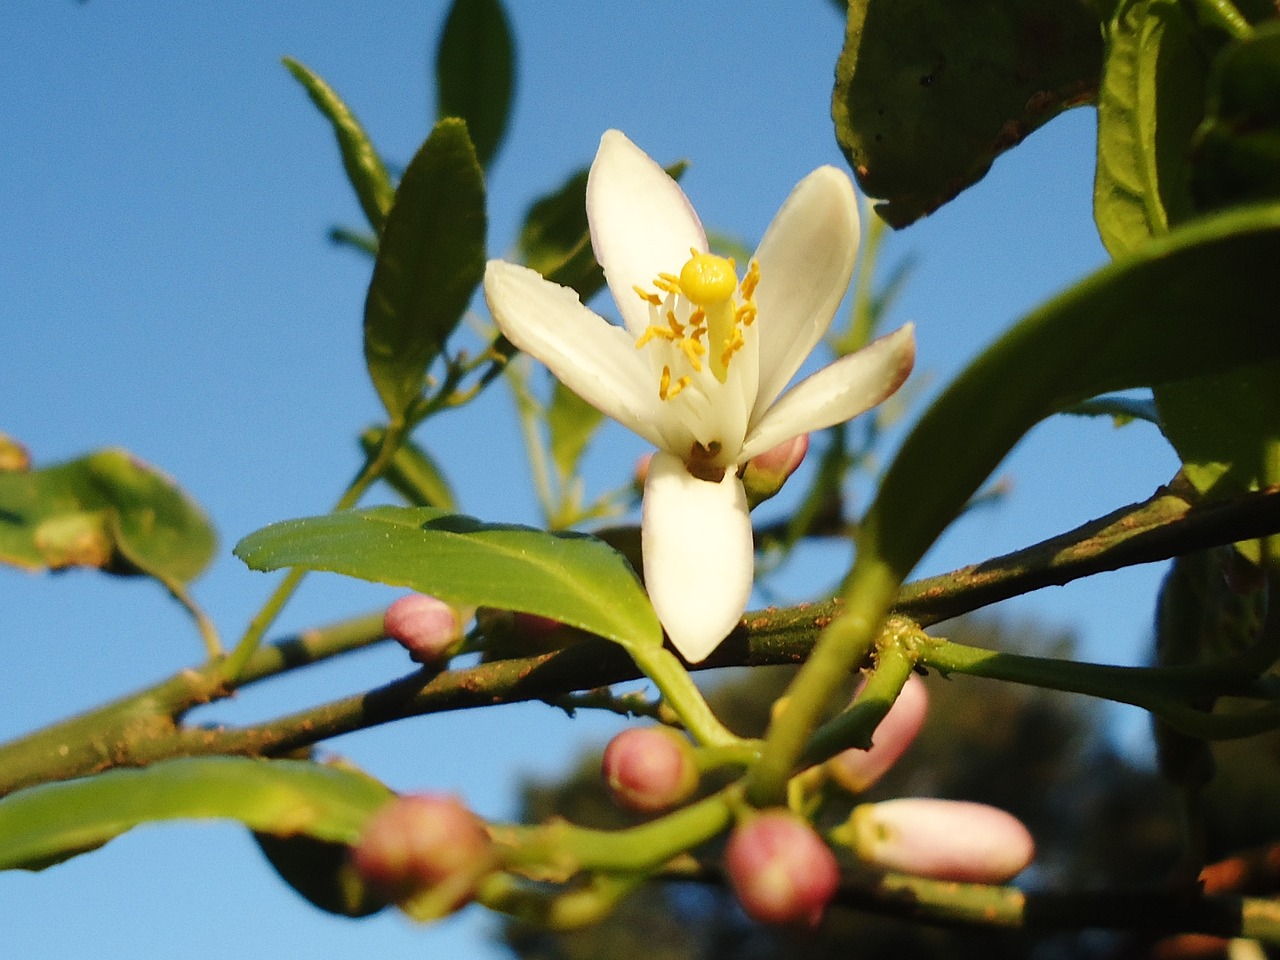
[658,366,692,401]
[636,325,676,349]
[633,285,663,306]
[678,337,705,371]
[741,260,761,300]
[655,273,681,295]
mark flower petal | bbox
[484,260,671,449]
[750,166,861,421]
[739,324,915,462]
[642,451,752,663]
[587,130,707,337]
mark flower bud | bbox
[633,452,655,491]
[384,594,464,664]
[724,810,840,927]
[828,673,928,793]
[602,726,699,813]
[741,433,809,507]
[0,433,30,472]
[844,798,1034,883]
[351,793,492,919]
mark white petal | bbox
[642,451,753,663]
[587,130,707,337]
[484,260,671,450]
[750,166,861,421]
[739,324,915,462]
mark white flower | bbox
[484,130,915,663]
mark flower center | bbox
[632,251,759,401]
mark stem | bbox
[626,645,746,749]
[497,787,736,874]
[160,574,222,660]
[745,556,900,806]
[218,422,406,683]
[800,632,917,767]
[1193,0,1253,38]
[504,358,557,526]
[235,611,388,687]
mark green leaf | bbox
[284,58,396,234]
[360,427,457,511]
[1060,393,1160,425]
[833,0,1105,227]
[234,506,662,650]
[1156,357,1280,500]
[0,758,392,872]
[254,833,386,917]
[518,160,688,302]
[1093,0,1210,256]
[364,119,486,423]
[435,0,516,168]
[0,448,215,583]
[546,380,605,484]
[859,202,1280,583]
[1192,22,1280,211]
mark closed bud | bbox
[741,433,809,507]
[724,810,840,927]
[828,674,928,793]
[602,726,698,813]
[844,798,1034,883]
[633,452,655,491]
[384,594,464,664]
[0,433,30,472]
[352,793,492,920]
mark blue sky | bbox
[1,2,1180,957]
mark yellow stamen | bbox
[688,307,706,331]
[635,325,676,349]
[633,285,663,306]
[658,366,691,401]
[736,302,757,327]
[720,326,746,370]
[740,260,760,300]
[678,337,705,371]
[666,311,685,336]
[654,273,681,295]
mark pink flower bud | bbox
[828,674,928,793]
[633,452,655,490]
[384,594,463,664]
[741,433,809,506]
[352,793,491,918]
[724,810,840,927]
[602,726,699,813]
[846,798,1034,883]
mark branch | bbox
[5,481,1280,796]
[897,478,1280,627]
[663,859,1280,943]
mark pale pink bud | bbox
[828,674,928,793]
[602,726,699,813]
[724,810,840,927]
[352,793,491,917]
[846,798,1035,883]
[384,594,463,664]
[741,433,809,506]
[633,452,655,490]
